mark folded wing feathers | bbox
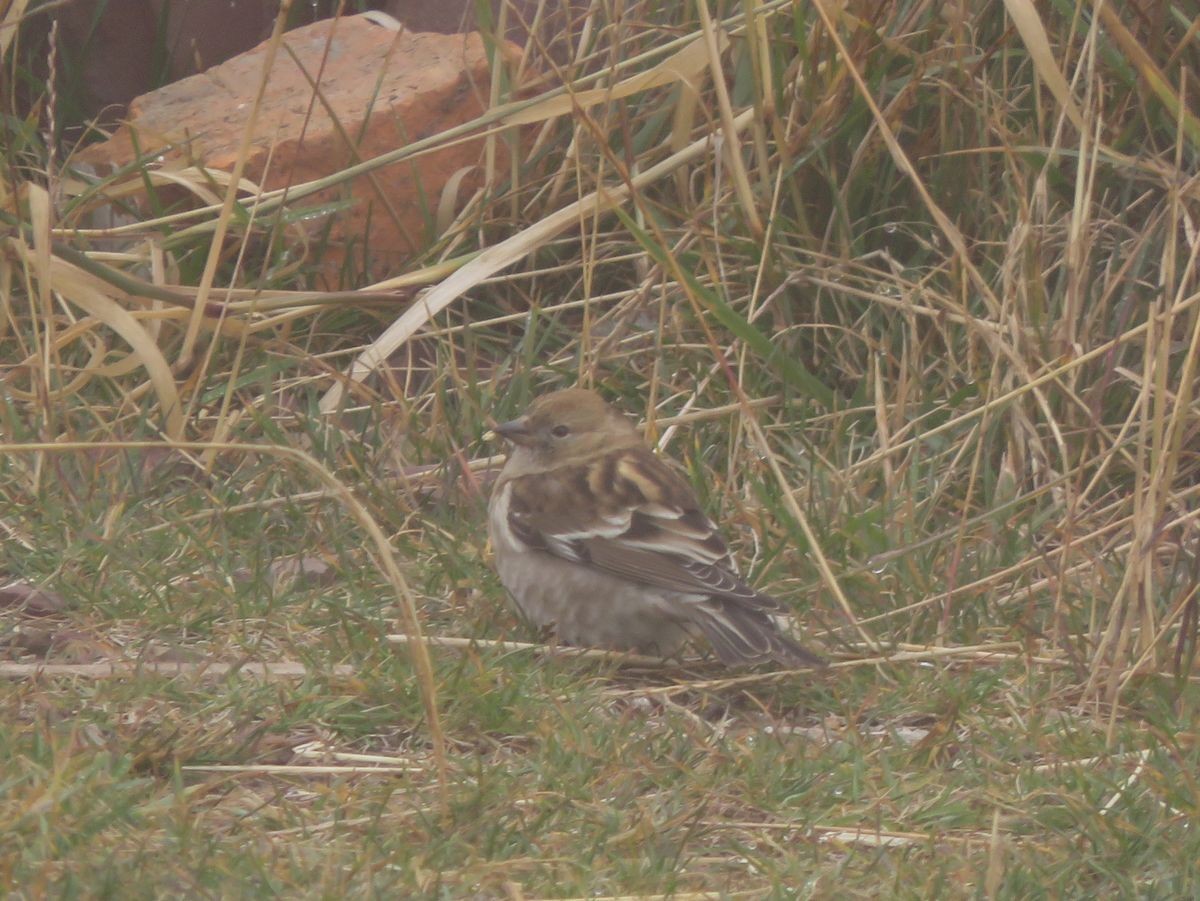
[693,600,826,668]
[509,451,773,600]
[505,448,824,667]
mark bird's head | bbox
[493,388,640,473]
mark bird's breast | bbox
[487,480,524,554]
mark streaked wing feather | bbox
[506,447,773,601]
[501,446,826,668]
[582,538,778,607]
[692,600,827,668]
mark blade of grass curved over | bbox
[14,245,186,440]
[1002,0,1085,133]
[23,185,183,439]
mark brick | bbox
[77,14,506,283]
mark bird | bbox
[487,387,825,668]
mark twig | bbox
[0,660,353,679]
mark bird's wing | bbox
[503,447,779,609]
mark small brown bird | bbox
[487,388,824,667]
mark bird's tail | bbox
[691,599,826,668]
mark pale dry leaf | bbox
[1003,0,1085,132]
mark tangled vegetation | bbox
[2,0,1198,895]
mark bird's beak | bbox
[491,416,535,446]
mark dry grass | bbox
[2,0,1199,896]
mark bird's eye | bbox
[550,424,570,438]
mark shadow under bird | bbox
[488,388,825,668]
